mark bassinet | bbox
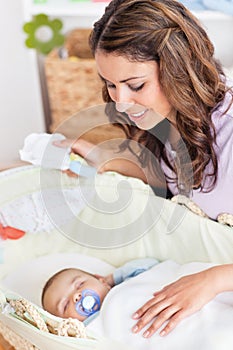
[0,165,233,350]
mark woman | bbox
[56,0,233,338]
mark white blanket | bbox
[87,260,233,350]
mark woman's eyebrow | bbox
[120,76,146,83]
[98,73,146,83]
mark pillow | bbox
[1,253,114,307]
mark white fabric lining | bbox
[1,253,114,307]
[0,188,87,234]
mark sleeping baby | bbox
[41,258,158,325]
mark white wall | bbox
[0,0,45,168]
[195,11,233,68]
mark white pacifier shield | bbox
[82,295,95,310]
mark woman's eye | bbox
[129,84,144,92]
[106,82,144,91]
[106,83,116,89]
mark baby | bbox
[41,258,158,325]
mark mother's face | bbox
[95,51,173,130]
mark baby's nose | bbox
[73,292,82,303]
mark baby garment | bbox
[84,258,159,325]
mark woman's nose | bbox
[116,101,133,113]
[73,292,82,303]
[114,86,134,113]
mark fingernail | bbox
[132,312,139,319]
[143,331,150,338]
[53,141,60,146]
[160,331,166,337]
[132,325,138,333]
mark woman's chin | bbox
[134,111,165,130]
[134,119,163,130]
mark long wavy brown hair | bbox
[89,0,233,192]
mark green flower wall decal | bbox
[23,14,64,54]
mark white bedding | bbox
[1,253,114,306]
[1,157,233,350]
[2,253,233,349]
[87,260,233,350]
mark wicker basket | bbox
[0,322,37,350]
[44,29,124,143]
[45,49,103,133]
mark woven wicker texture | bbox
[45,49,103,132]
[0,322,38,350]
[64,28,93,59]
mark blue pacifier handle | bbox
[69,160,97,178]
[75,289,101,317]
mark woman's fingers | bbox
[131,270,217,338]
[61,169,78,178]
[159,310,185,336]
[132,297,187,338]
[142,307,184,338]
[132,291,166,319]
[53,138,98,167]
[53,138,74,148]
[132,296,175,334]
[71,139,96,159]
[53,138,96,159]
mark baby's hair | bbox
[41,268,70,308]
[41,268,94,308]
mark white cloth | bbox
[87,260,233,350]
[19,133,96,178]
[19,133,70,170]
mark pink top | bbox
[162,79,233,220]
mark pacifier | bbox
[75,289,101,317]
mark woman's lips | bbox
[127,109,148,122]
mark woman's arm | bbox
[72,138,150,182]
[132,264,233,338]
[100,157,148,183]
[55,138,166,188]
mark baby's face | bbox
[43,269,111,321]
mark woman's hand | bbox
[132,268,220,338]
[53,137,150,182]
[53,138,104,169]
